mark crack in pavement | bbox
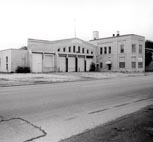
[133,96,153,102]
[0,117,47,142]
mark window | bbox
[78,46,80,53]
[58,48,60,52]
[91,51,93,54]
[119,62,125,68]
[139,45,142,54]
[63,48,66,52]
[131,62,136,68]
[6,56,8,63]
[138,62,143,68]
[104,47,107,54]
[109,46,111,54]
[100,47,103,54]
[131,57,136,69]
[69,46,71,52]
[73,46,75,53]
[82,48,84,53]
[6,56,8,70]
[100,62,103,68]
[87,49,89,54]
[120,45,124,53]
[132,44,136,53]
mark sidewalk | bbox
[0,72,149,87]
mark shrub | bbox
[16,66,30,73]
[89,62,96,72]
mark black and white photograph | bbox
[0,0,153,142]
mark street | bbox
[0,75,153,142]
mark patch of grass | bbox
[60,105,153,142]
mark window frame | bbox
[132,44,136,53]
[120,44,124,53]
[119,62,125,68]
[104,47,107,54]
[109,46,111,54]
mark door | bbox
[59,56,66,72]
[32,53,42,73]
[68,57,75,72]
[78,57,85,71]
[44,54,54,72]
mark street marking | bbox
[114,103,130,108]
[88,108,109,114]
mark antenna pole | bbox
[74,18,76,38]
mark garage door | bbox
[78,57,84,72]
[68,57,75,72]
[44,54,54,72]
[59,57,66,72]
[86,58,93,71]
[32,53,42,73]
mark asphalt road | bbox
[0,75,153,142]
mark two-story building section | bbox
[89,31,145,72]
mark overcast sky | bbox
[0,0,153,50]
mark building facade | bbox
[0,33,145,73]
[89,32,145,72]
[27,38,96,73]
[0,49,29,72]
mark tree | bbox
[145,40,153,66]
[89,62,96,71]
[145,40,153,49]
[145,50,152,66]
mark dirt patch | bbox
[59,105,153,142]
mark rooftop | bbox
[90,34,145,41]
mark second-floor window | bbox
[87,49,89,54]
[73,46,75,53]
[63,48,66,52]
[78,46,80,53]
[69,46,71,52]
[104,47,107,54]
[100,47,103,54]
[82,48,84,53]
[120,45,124,53]
[132,44,136,53]
[139,45,142,54]
[109,46,111,54]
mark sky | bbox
[0,0,153,50]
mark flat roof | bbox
[90,34,145,41]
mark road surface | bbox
[0,75,153,142]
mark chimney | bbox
[93,31,99,40]
[116,31,120,36]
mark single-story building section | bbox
[0,49,29,72]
